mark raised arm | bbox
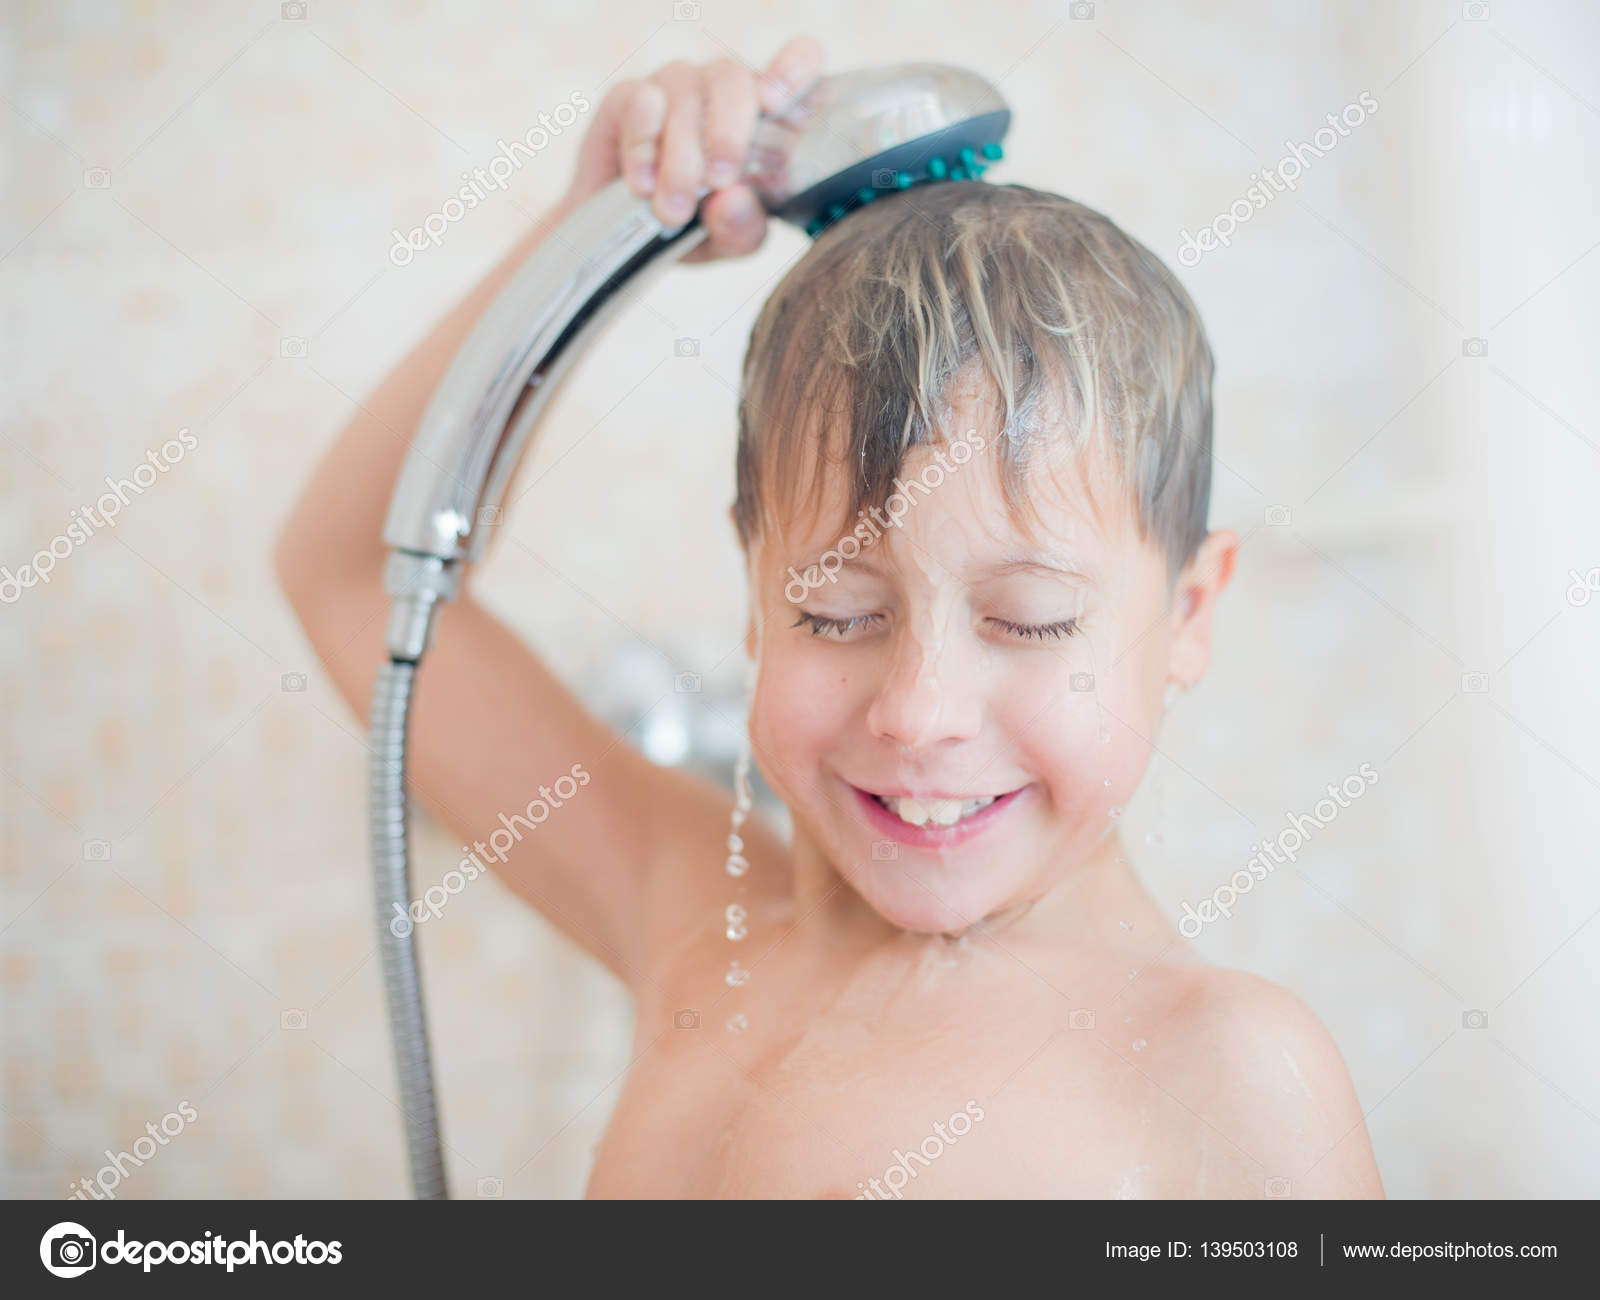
[274,39,821,986]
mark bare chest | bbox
[583,930,1201,1198]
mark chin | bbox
[849,861,1008,936]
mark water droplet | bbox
[724,903,746,925]
[1108,806,1123,819]
[1145,831,1163,847]
[1102,778,1112,788]
[1118,919,1132,931]
[731,808,747,828]
[726,924,747,941]
[1122,1016,1131,1024]
[1098,728,1111,744]
[726,1013,748,1032]
[1132,1037,1147,1052]
[727,833,744,853]
[725,854,749,877]
[725,961,749,987]
[1127,969,1137,980]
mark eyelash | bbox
[989,617,1080,641]
[792,612,1080,641]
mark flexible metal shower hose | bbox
[369,657,449,1199]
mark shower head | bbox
[379,62,1011,599]
[743,62,1010,235]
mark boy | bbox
[277,37,1383,1198]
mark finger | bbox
[701,59,758,190]
[652,61,705,226]
[687,183,766,262]
[758,35,824,114]
[616,80,667,197]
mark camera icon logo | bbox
[280,337,308,359]
[477,1176,503,1197]
[1069,1,1096,18]
[282,1,308,18]
[1067,333,1096,357]
[673,337,699,357]
[871,168,897,189]
[673,0,700,19]
[82,168,111,189]
[1462,1009,1489,1029]
[1264,504,1292,526]
[1068,1008,1096,1030]
[1264,1177,1292,1198]
[40,1222,97,1278]
[281,672,307,692]
[477,506,501,526]
[1462,2,1490,21]
[1461,671,1490,694]
[871,839,899,860]
[673,1009,700,1030]
[280,1008,308,1030]
[1462,336,1489,357]
[674,671,701,693]
[82,839,111,861]
[1069,672,1095,692]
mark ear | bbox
[1167,528,1238,687]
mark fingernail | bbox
[635,163,655,194]
[662,191,694,222]
[707,160,737,188]
[761,77,792,110]
[721,187,758,227]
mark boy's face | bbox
[744,382,1234,934]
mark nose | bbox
[865,622,983,750]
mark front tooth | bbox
[894,797,930,826]
[929,799,964,826]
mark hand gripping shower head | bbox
[371,63,1010,1198]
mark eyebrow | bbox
[982,553,1096,582]
[789,546,1095,584]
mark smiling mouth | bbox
[847,783,1030,844]
[868,793,1000,827]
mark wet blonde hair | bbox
[733,181,1215,579]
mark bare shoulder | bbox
[1154,966,1385,1198]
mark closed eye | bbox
[793,611,883,639]
[988,617,1080,641]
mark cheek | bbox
[997,647,1158,815]
[750,644,858,769]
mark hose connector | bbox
[383,551,460,663]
